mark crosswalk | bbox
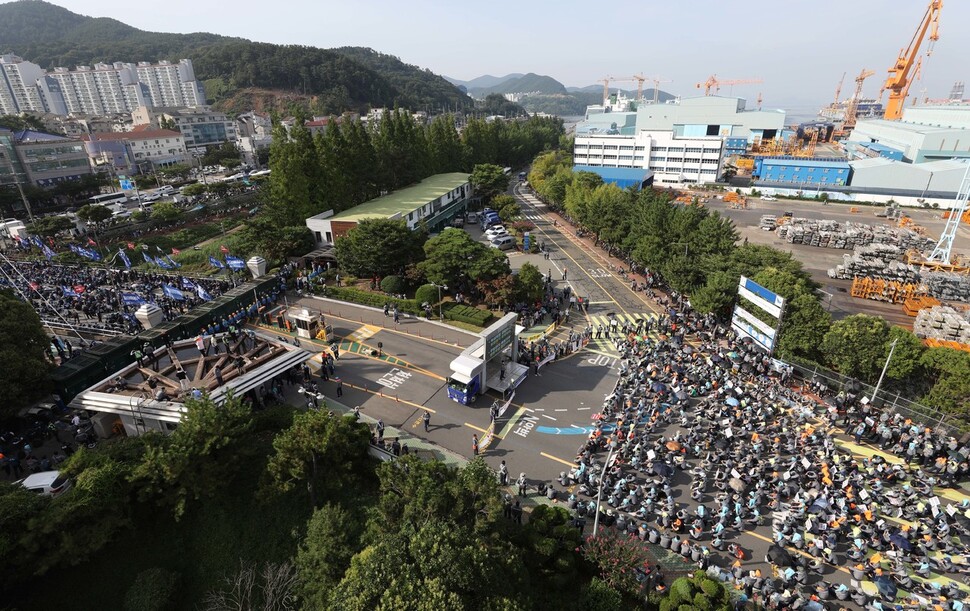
[584,313,660,353]
[524,213,543,221]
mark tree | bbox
[265,410,370,508]
[470,164,510,204]
[240,215,314,263]
[420,229,508,287]
[581,529,655,599]
[124,568,181,611]
[0,289,51,420]
[514,263,545,304]
[493,194,520,222]
[334,218,426,279]
[296,503,364,608]
[201,561,298,611]
[151,201,182,222]
[884,326,925,381]
[76,204,112,225]
[26,215,73,237]
[822,314,890,382]
[659,573,732,611]
[130,394,253,518]
[181,183,206,197]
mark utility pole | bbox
[870,338,898,405]
[13,177,35,222]
[592,440,618,537]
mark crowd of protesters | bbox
[550,291,970,610]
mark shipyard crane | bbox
[882,0,942,120]
[927,160,970,264]
[842,69,876,133]
[600,77,612,105]
[649,77,672,103]
[695,75,763,96]
[832,72,846,105]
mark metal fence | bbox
[784,355,968,435]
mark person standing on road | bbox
[517,472,527,497]
[498,460,509,486]
[376,419,385,441]
[562,267,568,281]
[335,378,343,397]
[422,411,430,432]
[490,403,499,424]
[472,434,479,456]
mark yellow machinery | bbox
[833,69,877,139]
[850,277,926,304]
[883,0,942,120]
[696,75,763,96]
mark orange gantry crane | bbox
[842,69,876,132]
[883,0,942,120]
[695,75,763,96]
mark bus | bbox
[89,192,128,206]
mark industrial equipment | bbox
[882,0,942,120]
[695,75,763,96]
[926,160,970,264]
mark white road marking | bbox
[541,414,557,421]
[554,408,567,412]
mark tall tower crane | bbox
[842,69,876,132]
[695,75,763,96]
[883,0,942,120]
[650,77,672,103]
[833,72,847,104]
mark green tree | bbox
[420,229,509,287]
[268,119,311,225]
[659,573,732,611]
[563,171,603,226]
[428,114,466,174]
[884,326,925,381]
[470,164,510,204]
[181,183,206,197]
[0,289,51,420]
[581,529,655,599]
[514,263,545,304]
[240,213,314,262]
[130,394,253,518]
[296,503,364,607]
[920,347,970,421]
[822,314,890,381]
[151,201,182,222]
[492,194,519,222]
[334,218,426,279]
[266,410,370,508]
[26,215,74,237]
[76,204,113,225]
[579,578,623,611]
[124,568,181,611]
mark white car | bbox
[485,226,508,240]
[17,470,73,497]
[761,195,778,201]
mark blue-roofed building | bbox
[756,158,851,186]
[853,141,904,161]
[724,137,748,156]
[3,129,92,187]
[573,165,654,190]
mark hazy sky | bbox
[15,0,969,116]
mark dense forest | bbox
[0,0,471,114]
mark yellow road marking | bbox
[319,310,467,350]
[464,422,489,434]
[340,380,435,413]
[540,451,576,467]
[351,340,447,381]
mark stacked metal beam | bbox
[829,245,970,302]
[776,218,934,251]
[913,306,970,344]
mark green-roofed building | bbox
[306,172,472,246]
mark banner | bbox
[41,244,55,260]
[220,244,229,254]
[61,286,78,297]
[196,284,213,301]
[154,256,173,270]
[181,278,197,290]
[208,256,225,269]
[225,255,246,270]
[142,251,155,266]
[164,255,181,269]
[171,247,180,255]
[118,249,132,269]
[127,242,135,250]
[121,292,145,305]
[162,284,185,301]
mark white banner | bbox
[734,306,777,338]
[738,285,784,319]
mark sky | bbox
[13,0,970,116]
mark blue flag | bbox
[30,235,44,249]
[118,249,132,269]
[143,251,155,266]
[154,256,173,270]
[208,256,225,269]
[181,278,197,290]
[121,292,145,305]
[69,244,81,254]
[162,284,185,300]
[164,255,181,269]
[196,284,213,301]
[61,286,78,297]
[225,255,246,270]
[41,244,56,260]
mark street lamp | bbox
[432,283,448,320]
[592,440,619,537]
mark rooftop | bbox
[760,158,851,168]
[81,129,182,142]
[13,130,73,144]
[325,173,470,222]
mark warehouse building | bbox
[846,105,970,163]
[848,158,968,195]
[755,158,851,187]
[306,173,471,247]
[572,165,654,190]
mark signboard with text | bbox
[732,276,785,354]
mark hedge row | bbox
[322,286,423,315]
[442,303,493,327]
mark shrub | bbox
[442,302,493,327]
[124,567,181,611]
[414,284,439,305]
[379,275,406,295]
[323,286,422,315]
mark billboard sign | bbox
[738,275,785,318]
[731,307,775,353]
[483,313,518,362]
[733,305,777,340]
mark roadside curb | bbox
[309,295,478,337]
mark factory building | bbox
[848,158,968,195]
[846,105,970,163]
[573,95,786,184]
[757,158,851,186]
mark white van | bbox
[157,185,175,195]
[489,235,515,251]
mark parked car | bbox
[485,226,508,240]
[761,195,777,201]
[489,235,515,250]
[17,470,72,497]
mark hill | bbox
[0,0,470,114]
[444,73,524,90]
[468,73,568,97]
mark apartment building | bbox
[132,106,236,149]
[82,128,189,174]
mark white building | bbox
[132,106,236,149]
[0,54,48,114]
[573,95,786,184]
[846,105,970,163]
[82,128,190,174]
[135,60,206,108]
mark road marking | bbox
[577,407,591,411]
[313,310,468,350]
[554,408,567,412]
[541,414,557,421]
[540,451,576,467]
[534,408,545,411]
[589,301,616,304]
[464,422,489,434]
[498,407,527,438]
[348,324,381,342]
[338,380,435,413]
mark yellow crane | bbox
[833,72,846,105]
[883,0,942,120]
[843,69,876,132]
[649,77,672,103]
[695,75,763,96]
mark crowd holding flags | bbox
[117,249,132,269]
[208,256,225,269]
[161,283,185,301]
